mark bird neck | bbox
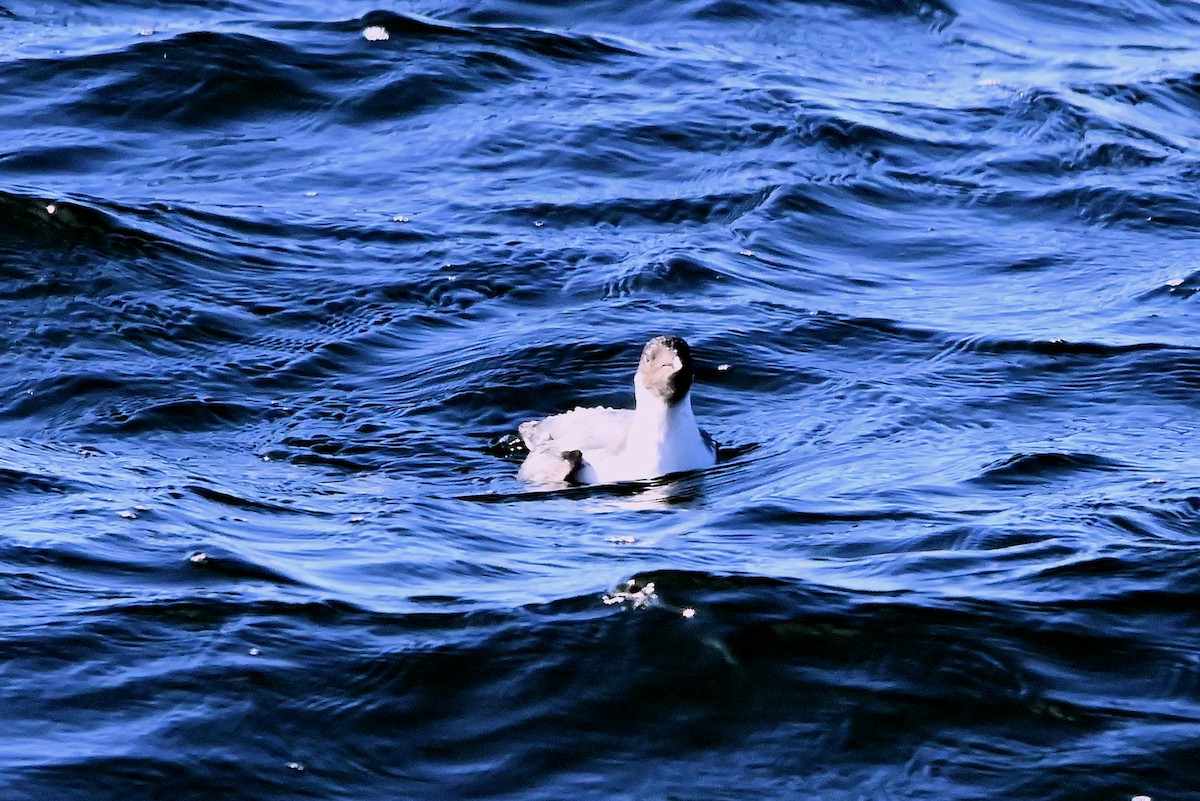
[631,386,695,440]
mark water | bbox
[3,0,1200,798]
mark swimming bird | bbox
[517,335,717,485]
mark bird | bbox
[517,335,717,485]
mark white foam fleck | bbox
[363,26,389,41]
[602,581,657,609]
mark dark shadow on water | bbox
[455,469,712,508]
[970,451,1128,487]
[467,439,759,507]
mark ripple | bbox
[4,0,1200,797]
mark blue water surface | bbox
[2,0,1200,798]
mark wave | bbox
[4,1,1200,798]
[8,568,1199,798]
[0,465,87,496]
[970,451,1125,486]
[458,0,955,27]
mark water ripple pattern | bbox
[2,0,1199,798]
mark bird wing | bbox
[518,406,634,454]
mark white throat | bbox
[575,383,711,483]
[630,381,696,442]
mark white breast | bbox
[575,391,715,483]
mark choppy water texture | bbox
[3,0,1200,798]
